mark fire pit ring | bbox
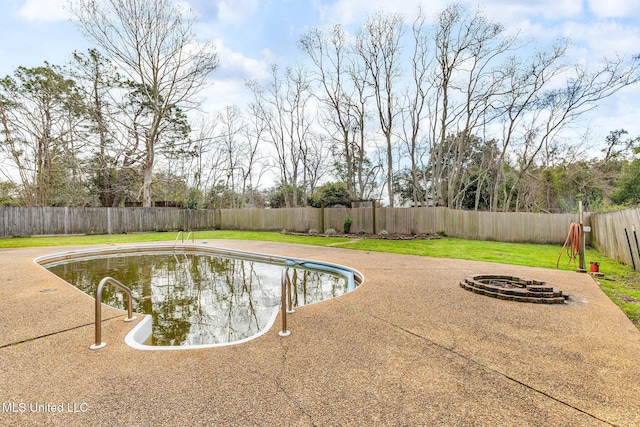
[460,275,566,304]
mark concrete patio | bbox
[1,240,639,426]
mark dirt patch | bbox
[622,275,640,291]
[616,294,640,305]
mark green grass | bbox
[2,230,638,328]
[335,237,568,269]
[0,230,351,248]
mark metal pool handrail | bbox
[90,277,137,350]
[277,257,360,337]
[174,231,184,249]
[174,231,194,250]
[279,261,297,337]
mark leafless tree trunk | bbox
[426,4,513,208]
[346,43,378,200]
[400,8,431,206]
[356,11,404,207]
[299,25,359,198]
[247,64,314,207]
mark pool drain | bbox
[460,275,566,304]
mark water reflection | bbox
[45,253,349,346]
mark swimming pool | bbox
[36,244,363,350]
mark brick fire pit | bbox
[460,275,567,304]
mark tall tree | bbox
[68,48,124,206]
[71,0,218,207]
[426,4,513,208]
[247,64,315,207]
[216,104,250,208]
[399,7,431,207]
[356,11,404,207]
[0,63,84,205]
[300,25,358,199]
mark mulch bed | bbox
[283,231,443,240]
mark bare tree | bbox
[399,8,431,206]
[247,64,315,207]
[300,25,362,199]
[71,0,218,207]
[425,4,514,208]
[356,11,404,207]
[217,105,246,208]
[346,47,381,201]
[188,114,225,201]
[241,102,271,204]
[493,48,639,211]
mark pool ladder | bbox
[90,277,137,350]
[279,261,296,337]
[174,230,194,249]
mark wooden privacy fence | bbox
[1,205,579,245]
[220,206,577,244]
[220,207,321,233]
[590,208,640,268]
[0,207,218,237]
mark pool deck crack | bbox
[334,299,620,427]
[273,338,318,427]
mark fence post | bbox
[578,201,586,271]
[214,209,221,230]
[372,203,376,235]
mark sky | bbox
[1,0,640,144]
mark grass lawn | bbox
[2,230,638,328]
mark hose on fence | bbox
[557,222,581,268]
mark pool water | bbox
[44,252,354,346]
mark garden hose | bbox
[557,222,581,268]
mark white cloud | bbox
[216,0,259,25]
[213,38,268,80]
[18,0,70,22]
[201,38,269,112]
[561,20,640,57]
[587,0,640,19]
[259,48,276,62]
[313,0,437,25]
[313,0,585,26]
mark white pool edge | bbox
[124,311,280,351]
